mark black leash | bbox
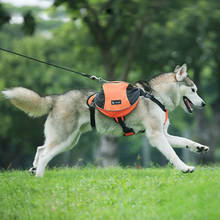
[0,47,107,83]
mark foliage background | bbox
[0,0,220,169]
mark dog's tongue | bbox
[186,99,192,111]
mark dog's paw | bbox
[196,145,209,153]
[181,165,195,173]
[182,166,195,173]
[29,167,36,175]
[187,144,209,154]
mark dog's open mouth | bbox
[183,96,193,113]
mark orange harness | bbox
[87,81,168,136]
[88,82,140,136]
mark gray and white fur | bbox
[2,64,209,177]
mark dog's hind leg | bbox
[36,131,81,177]
[32,90,91,177]
[33,146,45,167]
[29,146,45,174]
[163,122,209,154]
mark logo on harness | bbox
[111,100,122,105]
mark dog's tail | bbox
[2,87,53,117]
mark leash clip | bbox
[144,93,153,99]
[90,75,108,83]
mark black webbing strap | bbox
[89,104,96,128]
[87,94,96,129]
[148,95,166,112]
[139,89,166,112]
[117,117,135,136]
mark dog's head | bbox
[175,64,206,113]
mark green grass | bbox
[1,167,220,220]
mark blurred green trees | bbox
[0,0,220,169]
[0,3,10,28]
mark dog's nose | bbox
[201,102,206,107]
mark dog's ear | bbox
[174,65,180,73]
[176,64,188,81]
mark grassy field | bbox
[1,167,220,220]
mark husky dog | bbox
[2,64,209,177]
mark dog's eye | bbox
[191,88,195,92]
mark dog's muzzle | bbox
[201,102,206,108]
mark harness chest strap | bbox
[141,90,168,125]
[115,116,135,136]
[164,109,168,125]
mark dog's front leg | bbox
[146,130,195,173]
[166,134,209,153]
[164,122,209,153]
